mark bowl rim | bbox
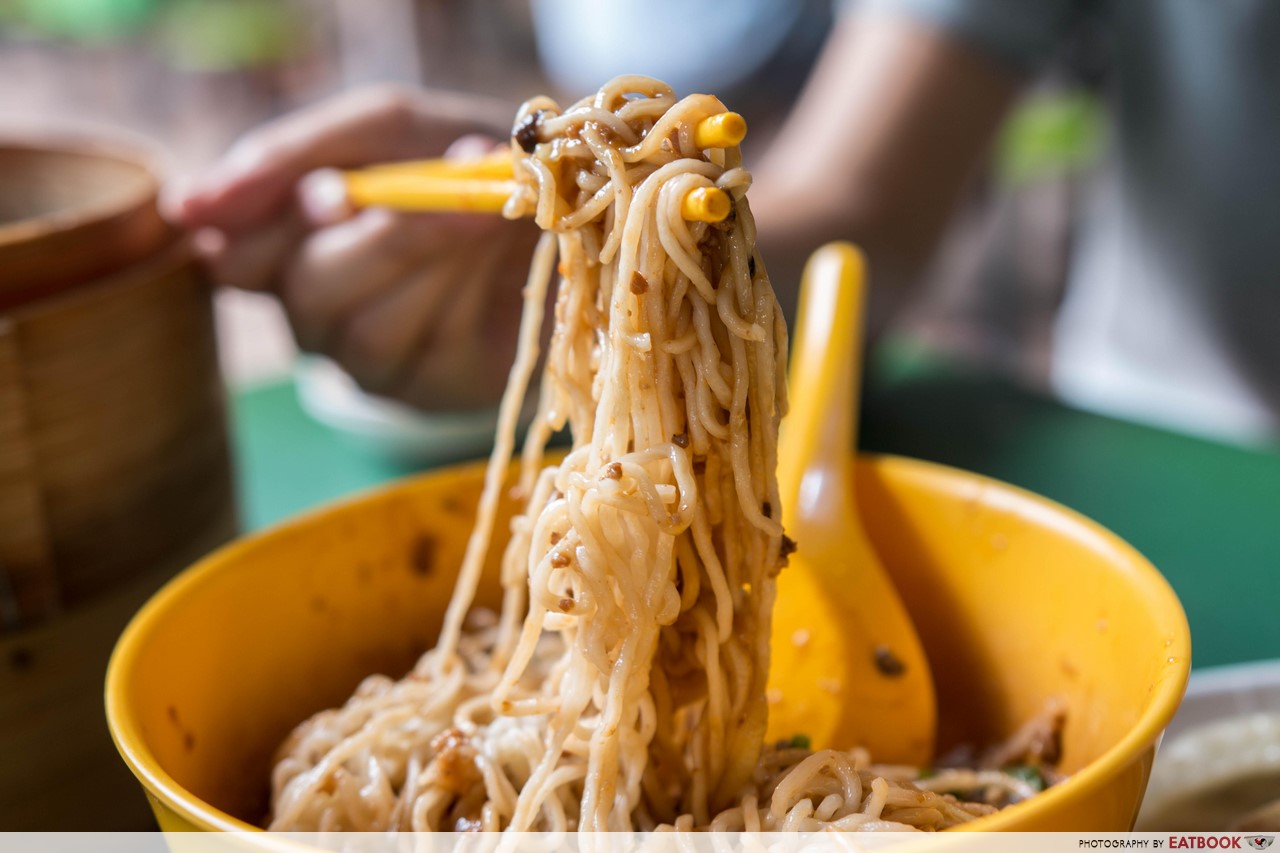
[105,452,1191,833]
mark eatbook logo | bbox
[1247,838,1275,851]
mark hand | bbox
[168,85,541,411]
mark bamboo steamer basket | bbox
[0,137,236,829]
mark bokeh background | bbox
[0,0,1107,391]
[1,0,1276,831]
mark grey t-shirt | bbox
[874,0,1280,444]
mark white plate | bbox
[1166,659,1280,739]
[294,357,500,465]
[1136,659,1280,830]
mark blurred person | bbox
[170,0,1280,444]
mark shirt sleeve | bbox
[847,0,1096,73]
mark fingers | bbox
[163,85,538,413]
[391,222,540,411]
[280,207,539,411]
[171,86,445,233]
[193,206,309,292]
[278,207,467,350]
[187,167,366,295]
[327,245,471,396]
[166,82,518,308]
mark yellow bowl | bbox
[106,454,1189,834]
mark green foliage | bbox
[997,91,1107,187]
[156,0,302,71]
[12,0,159,41]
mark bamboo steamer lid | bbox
[0,136,236,828]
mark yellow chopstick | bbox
[693,112,747,149]
[346,172,732,223]
[681,187,733,223]
[341,111,746,222]
[360,149,515,180]
[355,111,746,180]
[344,173,517,214]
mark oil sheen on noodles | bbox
[267,76,997,833]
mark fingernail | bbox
[159,175,196,224]
[444,133,502,161]
[192,227,227,259]
[299,168,354,226]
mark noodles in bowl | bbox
[265,77,1057,833]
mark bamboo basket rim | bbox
[0,132,165,249]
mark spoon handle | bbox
[773,242,937,765]
[778,243,865,535]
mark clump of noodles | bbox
[267,76,1014,833]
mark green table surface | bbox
[230,365,1280,671]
